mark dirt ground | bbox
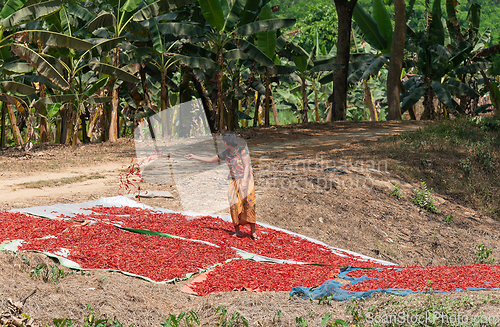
[1,121,500,326]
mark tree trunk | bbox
[409,105,417,120]
[190,70,215,133]
[332,0,358,121]
[364,81,378,121]
[387,0,406,120]
[87,105,99,141]
[271,94,280,125]
[160,71,171,137]
[1,102,5,148]
[301,76,309,123]
[265,68,271,126]
[6,102,23,146]
[216,51,225,131]
[421,84,434,120]
[253,92,261,127]
[480,70,500,112]
[109,87,119,142]
[230,68,241,131]
[326,90,334,122]
[109,48,120,142]
[38,83,49,143]
[314,87,319,122]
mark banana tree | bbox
[280,40,341,123]
[78,0,195,141]
[9,30,141,144]
[352,0,402,120]
[401,0,485,119]
[130,6,207,135]
[0,0,63,145]
[175,0,295,131]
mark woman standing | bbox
[185,132,259,240]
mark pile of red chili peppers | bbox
[189,259,340,296]
[341,264,500,293]
[0,211,72,243]
[3,207,500,296]
[73,206,386,268]
[19,222,235,282]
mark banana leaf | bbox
[0,81,35,95]
[224,0,247,31]
[447,78,479,98]
[121,0,142,12]
[475,104,493,114]
[372,0,392,51]
[1,62,33,74]
[181,43,217,61]
[12,30,93,50]
[0,0,61,28]
[452,61,491,76]
[34,94,77,108]
[84,77,109,97]
[86,12,116,32]
[132,0,195,22]
[234,18,296,36]
[157,22,205,37]
[257,5,276,60]
[431,80,463,113]
[238,0,261,27]
[352,3,387,51]
[257,65,297,75]
[0,0,28,19]
[11,44,69,90]
[234,39,274,67]
[236,110,252,120]
[88,62,140,83]
[176,55,218,70]
[401,85,425,112]
[198,0,225,31]
[223,49,249,60]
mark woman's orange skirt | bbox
[228,177,256,226]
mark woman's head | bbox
[223,131,238,147]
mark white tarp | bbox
[11,196,395,266]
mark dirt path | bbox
[0,121,425,211]
[2,121,500,326]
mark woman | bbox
[185,132,259,240]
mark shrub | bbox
[412,182,440,214]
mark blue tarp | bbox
[290,267,500,301]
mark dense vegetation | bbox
[273,0,500,43]
[0,0,499,147]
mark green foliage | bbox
[475,243,495,264]
[295,316,308,327]
[444,214,453,223]
[346,299,366,325]
[412,182,440,214]
[161,310,200,327]
[30,264,68,283]
[366,292,500,327]
[459,157,474,174]
[320,313,348,327]
[215,306,248,327]
[284,4,337,54]
[390,183,403,200]
[50,305,130,327]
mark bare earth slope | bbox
[1,121,499,326]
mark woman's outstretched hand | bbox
[185,154,195,160]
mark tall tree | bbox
[386,0,406,120]
[331,0,357,121]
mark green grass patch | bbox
[370,116,500,219]
[14,173,106,189]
